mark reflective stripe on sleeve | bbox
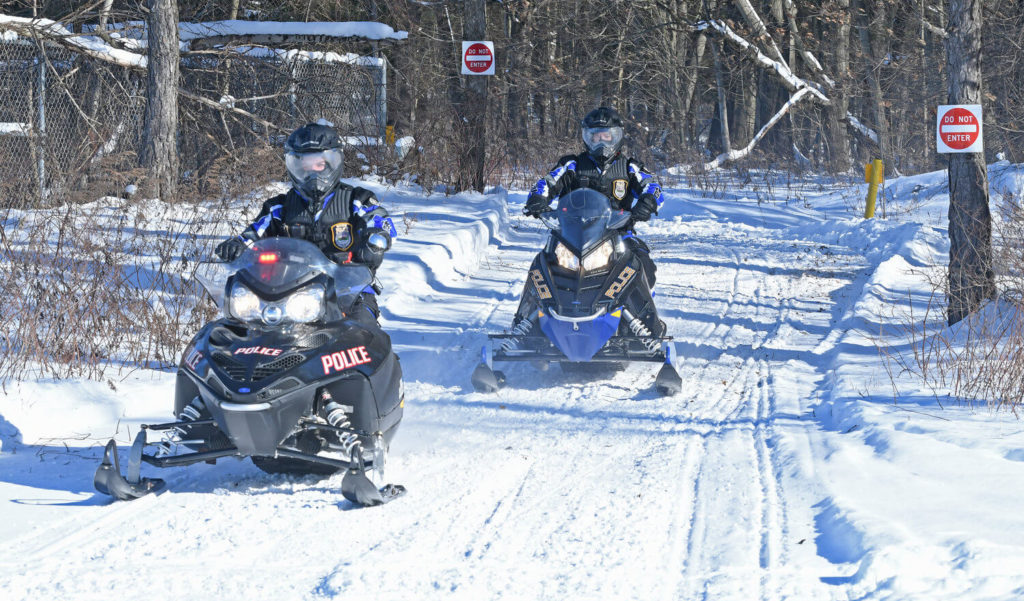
[252,204,283,237]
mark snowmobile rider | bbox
[214,122,396,322]
[523,106,663,288]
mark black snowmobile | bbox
[472,188,682,396]
[94,237,405,507]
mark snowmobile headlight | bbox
[582,240,614,272]
[554,242,580,271]
[229,283,261,321]
[284,285,325,323]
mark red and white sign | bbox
[461,41,495,76]
[937,104,983,153]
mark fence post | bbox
[377,59,387,144]
[35,51,47,204]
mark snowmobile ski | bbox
[654,342,683,396]
[341,452,407,507]
[471,343,506,392]
[93,440,165,501]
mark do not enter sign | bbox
[937,104,983,153]
[462,41,495,76]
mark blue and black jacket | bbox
[530,152,664,218]
[238,183,396,273]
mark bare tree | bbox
[946,0,996,324]
[826,0,852,172]
[461,0,487,192]
[140,0,180,200]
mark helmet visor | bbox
[285,148,343,193]
[582,126,623,156]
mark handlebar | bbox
[539,211,560,230]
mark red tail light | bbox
[258,252,279,264]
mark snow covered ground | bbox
[2,167,1024,600]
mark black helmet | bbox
[284,122,344,202]
[581,106,625,163]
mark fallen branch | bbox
[703,87,814,171]
[697,20,827,101]
[695,19,879,148]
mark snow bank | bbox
[3,166,1024,600]
[808,165,1024,598]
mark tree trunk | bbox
[682,32,706,143]
[827,0,852,172]
[710,39,731,155]
[946,0,995,325]
[855,0,889,164]
[734,66,757,148]
[140,0,179,200]
[505,4,529,140]
[462,0,487,192]
[664,0,689,149]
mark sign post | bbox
[936,104,983,153]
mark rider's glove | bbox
[523,193,551,218]
[354,228,390,270]
[215,237,246,262]
[631,194,658,222]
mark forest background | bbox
[0,0,1019,384]
[2,0,1022,199]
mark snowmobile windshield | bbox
[195,237,371,308]
[554,188,630,253]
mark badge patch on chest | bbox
[331,222,353,250]
[611,179,628,201]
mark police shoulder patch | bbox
[331,222,353,250]
[612,179,628,200]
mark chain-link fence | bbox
[0,31,387,208]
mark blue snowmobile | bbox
[472,188,681,396]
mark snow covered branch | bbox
[732,0,788,67]
[703,87,815,171]
[695,19,880,152]
[697,20,828,103]
[921,16,947,39]
[181,20,408,50]
[0,14,147,69]
[781,0,834,87]
[846,113,879,145]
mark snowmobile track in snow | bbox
[1,192,873,600]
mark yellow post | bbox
[864,158,883,218]
[385,125,395,146]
